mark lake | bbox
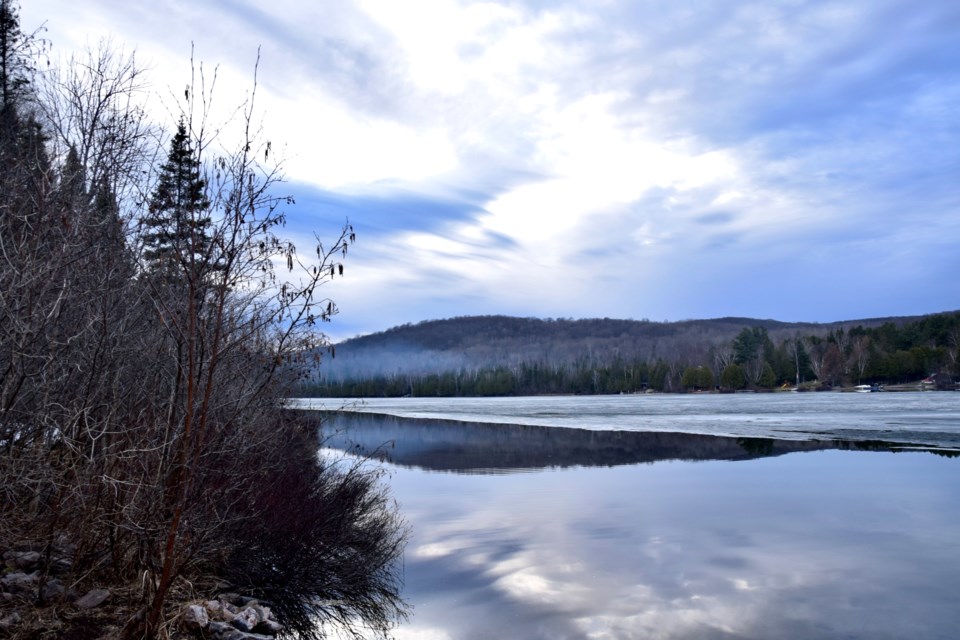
[296,394,960,639]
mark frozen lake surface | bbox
[295,392,960,447]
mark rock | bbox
[231,606,260,632]
[0,611,22,630]
[0,572,38,594]
[49,557,72,576]
[5,551,41,571]
[40,578,66,603]
[205,599,222,614]
[183,604,209,631]
[208,621,242,640]
[74,588,111,609]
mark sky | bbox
[23,0,960,341]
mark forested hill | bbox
[329,315,877,363]
[304,312,960,396]
[337,314,916,349]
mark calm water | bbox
[298,394,960,639]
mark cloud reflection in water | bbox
[319,413,960,639]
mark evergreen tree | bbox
[758,362,777,388]
[56,144,87,218]
[0,0,30,110]
[60,144,85,193]
[0,0,39,189]
[91,174,130,267]
[0,0,42,156]
[141,118,213,276]
[720,363,746,390]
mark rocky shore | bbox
[0,547,284,639]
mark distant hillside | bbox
[306,312,958,396]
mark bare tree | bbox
[947,327,960,374]
[786,335,804,386]
[850,335,871,384]
[39,42,157,207]
[805,336,828,383]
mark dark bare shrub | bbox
[216,414,408,640]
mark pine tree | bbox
[141,118,213,277]
[0,0,28,110]
[56,144,87,216]
[0,0,42,138]
[60,144,85,191]
[0,1,49,216]
[0,0,25,165]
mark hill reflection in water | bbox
[310,407,960,639]
[318,411,928,473]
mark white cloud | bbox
[23,0,960,335]
[266,88,460,188]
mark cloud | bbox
[23,0,960,336]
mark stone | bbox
[0,611,22,630]
[220,600,240,615]
[0,572,38,594]
[208,621,244,640]
[231,606,260,632]
[40,578,66,603]
[205,599,222,614]
[4,551,41,571]
[183,604,210,631]
[74,588,111,609]
[49,557,72,576]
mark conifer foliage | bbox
[0,0,32,108]
[141,118,214,276]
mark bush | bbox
[215,414,409,640]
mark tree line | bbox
[303,312,960,396]
[0,3,405,638]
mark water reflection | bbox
[313,411,960,639]
[319,411,949,474]
[384,451,960,640]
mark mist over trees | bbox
[303,312,960,396]
[0,2,405,638]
